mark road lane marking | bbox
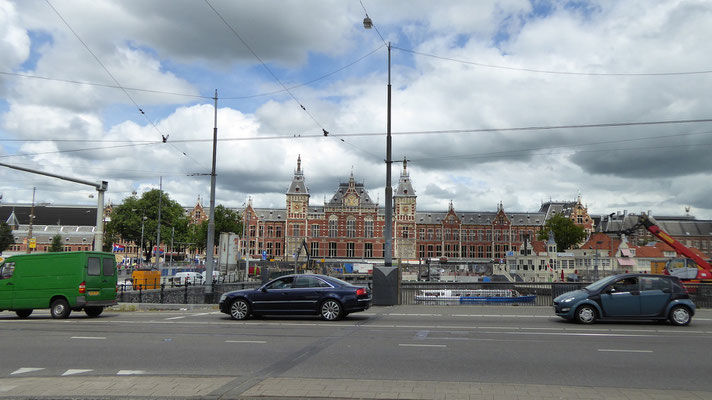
[389,313,443,316]
[452,314,550,318]
[165,316,187,320]
[494,331,651,337]
[71,336,106,340]
[117,370,146,375]
[99,320,712,336]
[225,340,267,344]
[62,369,93,376]
[0,385,17,392]
[11,368,44,375]
[399,343,446,348]
[598,349,653,353]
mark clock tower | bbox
[394,158,417,259]
[286,155,309,258]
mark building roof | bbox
[286,155,309,196]
[0,205,97,226]
[395,159,416,198]
[326,173,376,208]
[415,211,545,226]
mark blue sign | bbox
[262,250,267,260]
[506,251,515,257]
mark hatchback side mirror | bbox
[261,287,268,292]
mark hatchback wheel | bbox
[229,299,250,320]
[669,306,691,326]
[575,305,596,324]
[320,299,343,321]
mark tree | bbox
[0,222,13,253]
[50,234,63,252]
[189,205,242,253]
[537,214,587,251]
[106,189,190,263]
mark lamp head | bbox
[363,16,373,29]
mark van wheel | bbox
[50,299,71,319]
[15,309,32,318]
[85,307,104,318]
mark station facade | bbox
[239,156,595,264]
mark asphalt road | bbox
[1,305,710,393]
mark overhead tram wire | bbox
[221,44,385,100]
[1,44,383,102]
[44,0,204,170]
[204,0,380,160]
[0,72,211,99]
[4,117,711,148]
[411,128,712,163]
[392,46,712,77]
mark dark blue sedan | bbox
[219,274,372,321]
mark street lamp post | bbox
[139,216,147,268]
[363,19,392,267]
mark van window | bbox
[88,257,101,276]
[0,262,15,279]
[102,258,115,276]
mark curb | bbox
[109,302,219,311]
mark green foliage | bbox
[189,205,242,252]
[536,214,587,251]
[106,189,190,262]
[0,222,14,253]
[49,234,63,252]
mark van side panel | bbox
[12,253,83,309]
[3,252,117,312]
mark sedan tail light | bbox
[356,288,367,296]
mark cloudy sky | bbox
[1,0,711,219]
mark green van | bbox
[0,251,117,319]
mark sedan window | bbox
[294,276,331,288]
[265,277,294,289]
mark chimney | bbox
[623,210,628,217]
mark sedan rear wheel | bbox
[320,299,343,321]
[229,299,250,320]
[669,306,691,326]
[575,305,596,324]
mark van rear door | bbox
[0,262,15,309]
[85,255,117,301]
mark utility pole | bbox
[205,89,218,296]
[26,187,36,254]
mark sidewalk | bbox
[1,375,710,399]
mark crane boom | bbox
[623,214,711,281]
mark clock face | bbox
[401,205,409,214]
[345,194,358,207]
[293,203,302,212]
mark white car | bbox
[173,272,203,286]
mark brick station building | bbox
[239,156,596,264]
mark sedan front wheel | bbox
[320,299,343,321]
[229,299,251,320]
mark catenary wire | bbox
[393,46,712,77]
[45,0,204,169]
[204,0,379,159]
[0,71,210,99]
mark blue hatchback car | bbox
[553,273,695,325]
